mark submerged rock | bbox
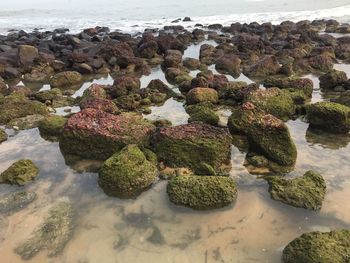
[98,145,157,198]
[0,129,7,143]
[245,88,295,119]
[167,175,237,210]
[15,200,74,260]
[228,102,297,166]
[153,122,232,174]
[0,191,36,214]
[267,170,326,210]
[282,230,350,263]
[0,94,48,124]
[60,108,155,159]
[319,69,347,90]
[49,71,83,88]
[306,101,350,133]
[0,159,39,186]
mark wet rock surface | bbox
[0,159,39,186]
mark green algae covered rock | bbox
[0,94,48,124]
[0,159,39,186]
[267,170,326,210]
[0,128,7,143]
[59,108,156,160]
[319,69,347,90]
[306,101,350,133]
[39,115,67,139]
[186,104,219,126]
[167,175,237,210]
[0,191,36,214]
[7,114,45,130]
[50,71,82,88]
[186,87,219,105]
[332,90,350,107]
[228,102,297,166]
[282,230,350,263]
[98,145,157,198]
[153,122,232,175]
[264,77,314,97]
[15,200,74,260]
[245,87,295,119]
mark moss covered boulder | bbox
[60,108,155,160]
[0,128,7,143]
[39,115,67,139]
[306,102,350,133]
[0,191,36,214]
[245,88,295,119]
[186,104,219,126]
[153,122,232,175]
[50,71,82,88]
[15,200,74,260]
[0,94,48,124]
[264,77,313,98]
[282,230,350,263]
[7,114,45,130]
[0,159,39,186]
[98,145,157,198]
[228,102,297,166]
[167,175,237,210]
[319,69,347,90]
[186,87,218,105]
[110,75,141,98]
[267,170,326,210]
[332,90,350,107]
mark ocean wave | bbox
[0,4,349,34]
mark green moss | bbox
[186,88,218,105]
[186,104,219,125]
[319,69,347,90]
[306,101,350,133]
[263,77,313,98]
[167,175,237,210]
[0,94,48,124]
[7,114,45,130]
[35,88,63,102]
[39,115,67,140]
[15,201,74,260]
[98,145,157,198]
[282,230,350,263]
[0,159,39,186]
[246,88,295,119]
[0,128,7,143]
[266,170,326,210]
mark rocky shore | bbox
[0,18,350,261]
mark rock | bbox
[0,78,7,94]
[228,103,297,166]
[267,170,326,210]
[18,45,39,66]
[306,102,350,133]
[282,230,350,263]
[6,114,45,130]
[157,33,185,53]
[186,104,219,126]
[245,55,281,78]
[319,69,347,90]
[50,71,82,88]
[332,90,350,107]
[215,54,241,77]
[0,191,36,214]
[81,83,107,100]
[245,88,295,119]
[0,159,39,186]
[165,67,192,84]
[167,175,237,210]
[307,53,334,72]
[186,87,218,105]
[218,81,257,102]
[264,77,313,98]
[39,115,67,139]
[60,109,155,160]
[153,122,232,174]
[98,145,157,198]
[110,75,141,98]
[80,98,119,114]
[163,49,182,68]
[146,79,176,97]
[183,17,191,22]
[15,201,74,260]
[183,58,200,70]
[75,63,93,74]
[0,129,7,143]
[34,88,63,103]
[138,40,158,59]
[0,94,48,124]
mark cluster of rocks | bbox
[0,18,350,261]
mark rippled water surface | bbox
[0,42,350,263]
